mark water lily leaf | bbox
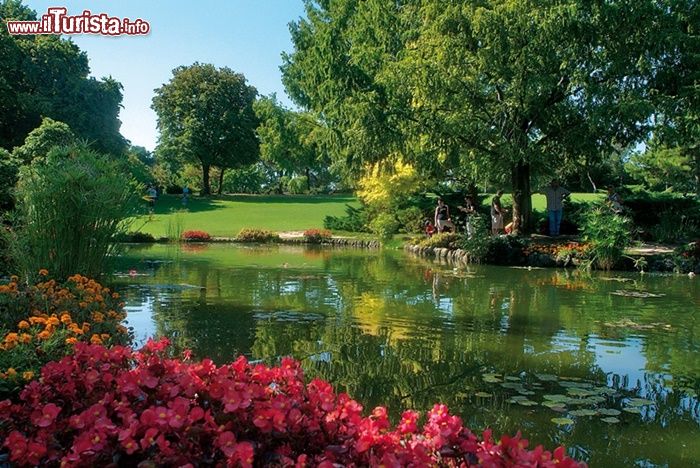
[601,417,620,424]
[598,408,621,416]
[474,392,492,398]
[542,400,567,409]
[501,382,525,390]
[517,389,536,396]
[482,373,502,383]
[509,395,529,401]
[505,376,522,382]
[627,398,654,407]
[535,374,558,382]
[543,394,569,402]
[517,400,538,406]
[567,388,594,397]
[551,417,574,425]
[585,396,606,404]
[611,290,665,298]
[623,407,642,414]
[570,409,598,417]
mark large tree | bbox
[152,63,260,195]
[282,0,683,233]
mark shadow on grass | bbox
[146,194,358,215]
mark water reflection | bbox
[112,243,700,466]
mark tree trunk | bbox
[511,161,532,235]
[201,164,211,196]
[586,171,597,192]
[305,167,311,192]
[217,167,226,195]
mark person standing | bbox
[491,190,504,235]
[458,194,477,238]
[182,185,190,207]
[434,198,454,233]
[606,186,623,214]
[542,179,571,236]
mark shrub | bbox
[324,205,370,232]
[115,231,157,243]
[485,235,526,265]
[396,206,425,234]
[0,149,20,211]
[0,273,130,397]
[457,215,490,262]
[181,230,212,242]
[624,190,700,242]
[286,175,308,194]
[9,144,141,280]
[235,228,280,243]
[581,205,633,270]
[303,228,332,243]
[0,339,584,467]
[368,213,400,241]
[419,232,458,249]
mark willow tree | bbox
[283,0,682,232]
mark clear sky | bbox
[25,0,308,151]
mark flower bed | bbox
[303,229,332,244]
[181,230,212,242]
[0,273,130,396]
[236,228,280,243]
[0,339,584,467]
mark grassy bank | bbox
[133,194,359,238]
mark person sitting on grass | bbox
[434,198,455,233]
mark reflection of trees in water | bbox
[114,246,700,466]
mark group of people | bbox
[426,179,625,239]
[145,185,191,210]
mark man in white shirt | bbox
[541,179,570,236]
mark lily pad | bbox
[598,408,621,416]
[505,376,522,382]
[542,400,567,409]
[551,417,574,425]
[474,392,493,398]
[627,398,654,407]
[567,388,594,397]
[482,373,502,383]
[623,407,642,414]
[601,417,620,424]
[543,394,569,402]
[517,400,539,406]
[535,374,559,382]
[570,409,598,417]
[501,382,525,390]
[517,389,536,396]
[611,289,665,298]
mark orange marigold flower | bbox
[38,269,48,276]
[90,334,103,345]
[82,323,90,333]
[18,320,30,330]
[79,302,88,308]
[20,333,32,344]
[37,330,51,340]
[47,316,60,326]
[60,313,72,325]
[116,325,128,334]
[7,368,17,378]
[112,292,120,299]
[92,312,104,323]
[29,316,46,325]
[4,333,19,344]
[65,337,78,345]
[100,333,110,341]
[22,371,34,380]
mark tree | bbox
[627,144,695,192]
[282,0,680,233]
[254,95,329,193]
[0,148,20,211]
[12,117,76,163]
[0,2,126,154]
[152,63,259,195]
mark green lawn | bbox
[486,192,604,211]
[134,194,359,238]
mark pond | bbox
[112,243,700,467]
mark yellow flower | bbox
[22,371,34,380]
[7,368,17,378]
[18,320,30,330]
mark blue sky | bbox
[25,0,308,151]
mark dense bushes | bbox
[623,191,700,243]
[0,149,20,211]
[580,205,633,270]
[235,228,280,243]
[324,204,370,232]
[419,232,459,249]
[116,231,157,243]
[8,145,141,280]
[0,273,130,397]
[181,230,212,242]
[0,339,583,468]
[369,213,400,241]
[303,229,332,243]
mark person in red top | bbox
[424,220,436,238]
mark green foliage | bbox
[396,206,425,234]
[324,205,370,233]
[223,164,267,194]
[581,206,633,270]
[0,148,20,211]
[116,231,157,243]
[303,229,332,244]
[9,144,141,279]
[418,232,458,249]
[235,228,280,243]
[624,190,700,242]
[152,63,259,194]
[368,212,400,242]
[457,216,491,263]
[627,145,695,192]
[287,176,308,194]
[484,236,526,266]
[11,118,76,164]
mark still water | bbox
[112,243,700,467]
